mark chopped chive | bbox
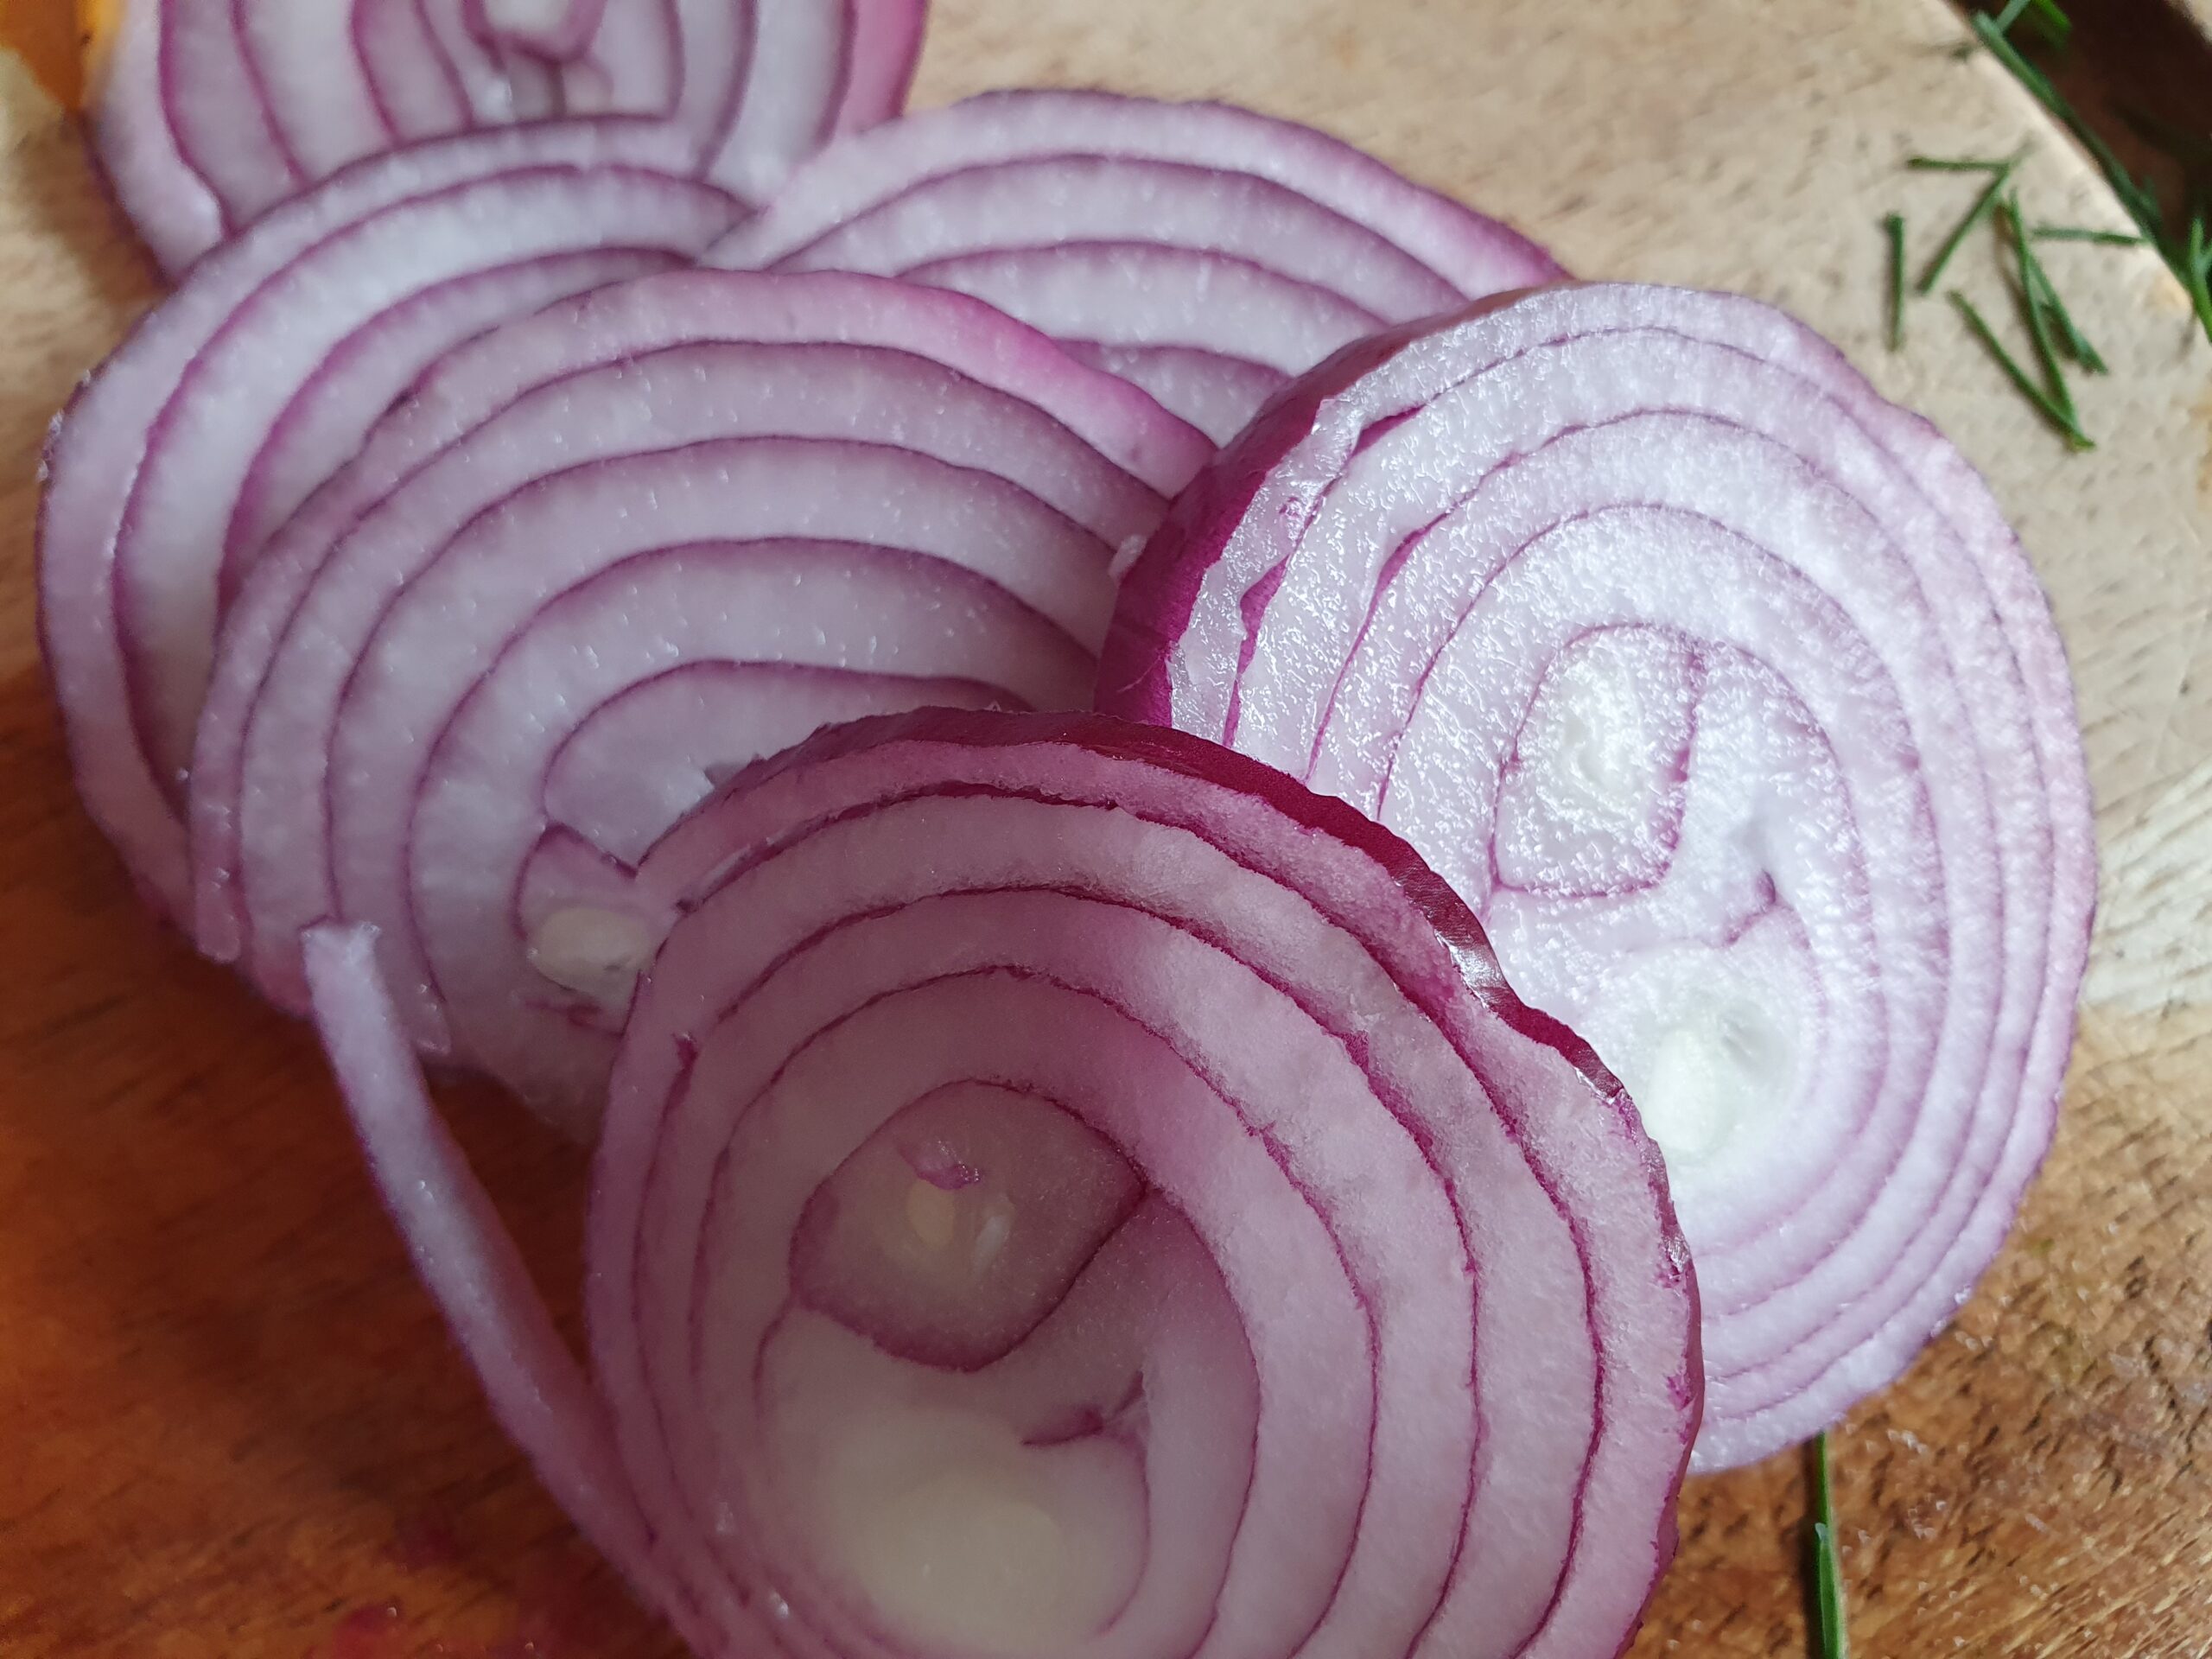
[2187,217,2212,346]
[1883,213,1906,352]
[2019,235,2107,374]
[2020,0,2073,43]
[1970,14,2055,95]
[2031,225,2146,246]
[2005,194,2076,410]
[1948,290,2095,448]
[1907,155,2012,172]
[2032,263,2107,372]
[1970,16,2164,244]
[1973,10,2058,96]
[1986,0,2070,43]
[1810,1433,1850,1659]
[1916,155,2019,295]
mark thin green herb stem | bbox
[1916,156,2019,295]
[2005,193,2075,411]
[2187,217,2212,346]
[1884,213,1906,352]
[2021,238,2107,373]
[2031,225,2146,246]
[1907,155,2011,172]
[1963,10,2200,343]
[2020,0,2073,42]
[2031,262,2107,372]
[1948,290,2095,448]
[1988,0,2074,44]
[1967,16,2062,115]
[1970,16,2164,242]
[1810,1433,1849,1659]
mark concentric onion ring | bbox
[1101,283,2095,1469]
[39,120,745,921]
[708,90,1563,440]
[92,0,925,271]
[195,270,1209,1130]
[306,708,1700,1659]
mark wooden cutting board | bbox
[2,2,2207,1655]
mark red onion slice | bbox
[40,122,741,920]
[90,0,226,269]
[93,0,925,273]
[238,0,406,178]
[352,0,477,143]
[302,923,715,1655]
[704,0,928,200]
[708,90,1562,440]
[190,270,1209,1128]
[307,709,1699,1659]
[160,0,305,231]
[468,0,613,62]
[1101,283,2095,1471]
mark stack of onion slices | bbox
[1103,283,2095,1470]
[307,709,1700,1659]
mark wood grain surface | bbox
[2,2,2209,1656]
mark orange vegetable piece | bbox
[1,0,114,110]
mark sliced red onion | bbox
[708,90,1563,440]
[302,923,710,1653]
[40,121,742,921]
[161,0,305,232]
[95,0,925,273]
[1101,283,2096,1471]
[190,269,1209,1128]
[239,0,408,178]
[705,0,928,200]
[90,0,226,268]
[305,708,1699,1659]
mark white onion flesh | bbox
[709,91,1563,440]
[304,709,1700,1659]
[1101,283,2096,1470]
[92,0,926,272]
[40,122,744,921]
[191,270,1210,1131]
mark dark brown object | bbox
[1980,0,2212,232]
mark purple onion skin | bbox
[1099,288,1552,721]
[1096,280,2094,1473]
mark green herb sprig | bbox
[1809,1432,1850,1659]
[2187,215,2212,344]
[1964,0,2212,350]
[1906,155,2012,173]
[1885,2,2172,442]
[2031,224,2145,245]
[1967,10,2164,239]
[2013,0,2074,44]
[1949,289,2095,448]
[1883,213,1906,351]
[1915,152,2023,294]
[2031,263,2107,372]
[2005,191,2075,404]
[1894,144,2101,441]
[2008,199,2106,372]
